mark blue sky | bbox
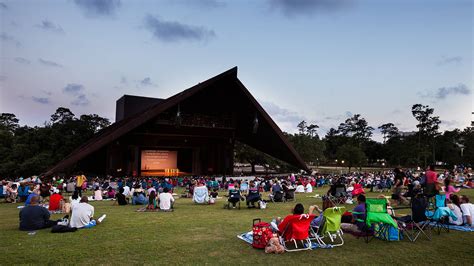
[0,0,472,141]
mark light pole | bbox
[341,160,345,174]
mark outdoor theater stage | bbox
[45,67,308,177]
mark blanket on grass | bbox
[136,207,173,212]
[237,231,332,249]
[424,222,474,232]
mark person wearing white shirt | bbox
[447,195,463,225]
[305,183,313,193]
[159,188,175,211]
[295,183,305,193]
[70,196,106,228]
[460,195,474,226]
[122,185,131,197]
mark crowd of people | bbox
[1,164,473,234]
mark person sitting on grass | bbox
[48,189,64,212]
[341,194,367,233]
[447,194,463,225]
[115,187,128,206]
[132,190,147,205]
[70,196,106,229]
[460,195,474,227]
[106,187,116,199]
[93,187,103,201]
[246,181,261,208]
[159,187,174,211]
[19,196,61,231]
[147,190,157,210]
[444,178,460,202]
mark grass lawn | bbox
[1,187,473,265]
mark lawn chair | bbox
[310,206,345,247]
[329,185,348,205]
[270,191,284,203]
[357,198,398,243]
[426,194,456,235]
[192,186,209,204]
[395,194,432,242]
[284,189,296,202]
[278,214,315,252]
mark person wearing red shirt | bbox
[425,165,438,196]
[275,204,317,241]
[48,190,63,211]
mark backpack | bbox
[374,224,401,241]
[252,219,273,249]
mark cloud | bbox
[31,96,50,104]
[71,94,90,106]
[0,2,7,9]
[261,101,305,123]
[0,75,6,81]
[63,83,84,95]
[0,32,21,47]
[120,76,127,84]
[36,19,65,34]
[144,14,216,42]
[268,0,353,17]
[437,56,462,66]
[173,0,226,9]
[419,83,471,100]
[74,0,121,17]
[63,83,89,106]
[14,57,30,64]
[38,58,63,68]
[140,77,154,86]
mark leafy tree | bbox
[306,124,319,138]
[51,107,75,124]
[411,104,441,166]
[0,113,19,133]
[336,144,367,171]
[338,114,374,145]
[297,120,307,135]
[378,123,400,144]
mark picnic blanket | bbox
[423,222,474,232]
[136,207,173,212]
[237,231,332,249]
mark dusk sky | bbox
[0,0,472,141]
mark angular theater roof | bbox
[45,67,308,176]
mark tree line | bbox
[0,104,472,176]
[237,104,473,172]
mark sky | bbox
[0,0,472,142]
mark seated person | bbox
[227,184,243,208]
[447,194,463,225]
[70,196,106,229]
[93,187,103,201]
[246,181,261,208]
[115,188,128,206]
[132,191,147,205]
[106,187,116,199]
[159,188,175,211]
[25,192,39,206]
[460,195,474,226]
[295,182,305,193]
[341,194,367,233]
[18,183,30,202]
[272,203,317,233]
[210,188,218,199]
[19,196,59,231]
[444,178,460,202]
[147,190,157,210]
[305,182,313,193]
[48,189,64,212]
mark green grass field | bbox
[1,187,473,265]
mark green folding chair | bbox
[365,198,398,242]
[310,206,346,247]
